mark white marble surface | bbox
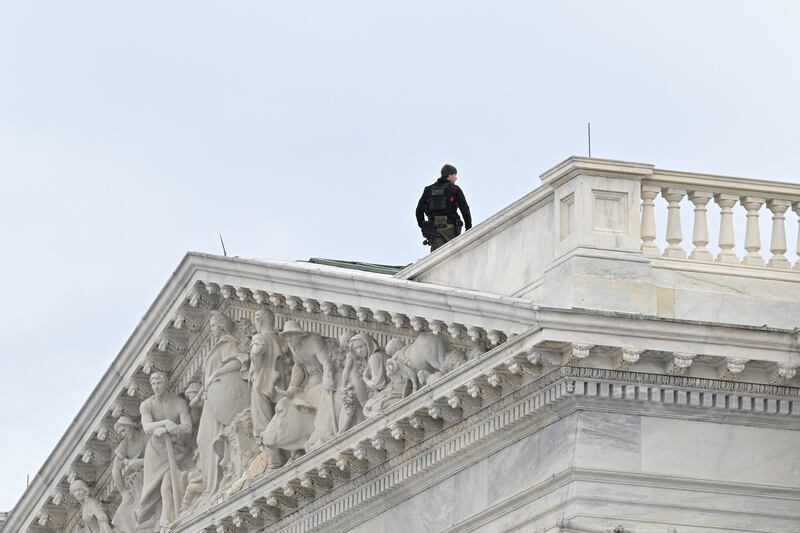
[641,416,800,488]
[573,412,641,472]
[415,200,556,296]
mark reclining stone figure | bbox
[386,333,464,390]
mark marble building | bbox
[2,157,800,533]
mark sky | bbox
[1,0,800,511]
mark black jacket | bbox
[415,178,472,230]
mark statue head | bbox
[385,338,405,357]
[385,357,399,377]
[209,310,234,337]
[149,371,168,396]
[348,333,377,360]
[114,416,138,439]
[183,381,201,402]
[69,479,91,502]
[279,320,306,348]
[443,349,466,372]
[254,309,276,333]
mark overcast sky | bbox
[1,1,800,511]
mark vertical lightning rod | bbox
[588,122,592,157]
[219,233,228,257]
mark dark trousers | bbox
[429,224,456,251]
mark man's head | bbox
[209,310,234,337]
[183,381,201,402]
[114,416,138,439]
[440,163,457,183]
[280,320,306,349]
[69,479,91,502]
[255,309,276,333]
[149,371,168,396]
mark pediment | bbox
[8,253,528,533]
[7,252,799,533]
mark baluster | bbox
[688,191,713,261]
[767,199,792,269]
[640,185,660,256]
[795,202,800,271]
[662,188,687,258]
[714,194,738,264]
[741,196,765,266]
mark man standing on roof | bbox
[416,163,472,252]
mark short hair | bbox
[255,309,276,329]
[69,478,90,495]
[149,371,167,383]
[209,310,235,333]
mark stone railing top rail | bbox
[648,168,800,201]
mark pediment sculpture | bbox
[77,304,471,532]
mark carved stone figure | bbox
[179,382,203,513]
[217,408,256,494]
[196,311,249,501]
[247,309,289,469]
[358,334,388,392]
[110,417,145,533]
[363,356,413,418]
[262,383,338,451]
[338,333,378,431]
[389,333,458,390]
[418,348,467,386]
[260,321,339,451]
[139,372,192,529]
[70,479,115,533]
[280,320,336,393]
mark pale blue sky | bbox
[1,1,799,510]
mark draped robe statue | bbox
[110,416,146,533]
[196,311,249,501]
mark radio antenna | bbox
[587,122,592,157]
[219,233,228,257]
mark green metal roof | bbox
[305,258,408,275]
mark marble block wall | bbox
[341,412,800,533]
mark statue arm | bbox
[287,362,305,392]
[364,353,386,389]
[111,454,125,493]
[317,344,336,391]
[139,401,159,434]
[210,358,241,381]
[141,400,173,435]
[341,352,354,389]
[249,342,265,377]
[175,398,193,436]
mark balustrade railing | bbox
[640,171,800,270]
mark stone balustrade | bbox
[640,171,800,269]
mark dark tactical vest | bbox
[427,182,448,215]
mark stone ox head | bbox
[260,390,316,451]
